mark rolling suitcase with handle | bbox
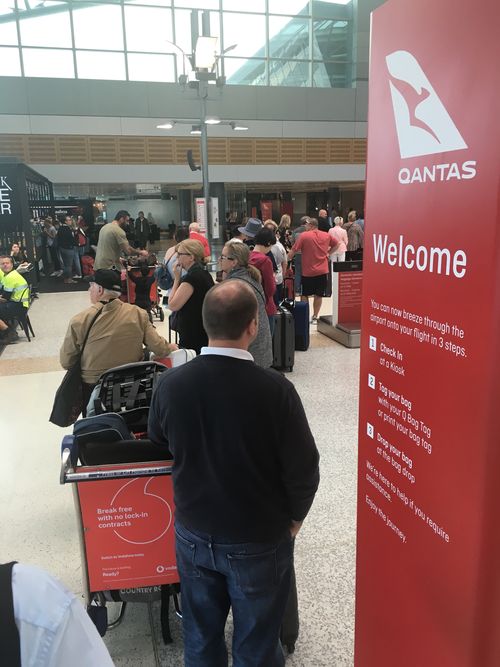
[282,275,310,352]
[272,307,294,372]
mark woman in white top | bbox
[329,216,348,262]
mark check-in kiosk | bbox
[317,260,363,348]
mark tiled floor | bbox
[0,289,360,666]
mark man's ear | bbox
[248,316,258,339]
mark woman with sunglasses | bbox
[220,241,273,368]
[168,239,214,354]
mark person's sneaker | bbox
[310,315,318,324]
[49,271,58,277]
[73,274,82,279]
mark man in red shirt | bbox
[288,217,337,323]
[189,222,211,261]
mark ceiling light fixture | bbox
[205,117,221,125]
[157,121,175,129]
[230,122,249,131]
[190,125,202,135]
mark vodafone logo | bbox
[385,51,477,185]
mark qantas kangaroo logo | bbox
[386,51,467,159]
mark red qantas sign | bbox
[355,0,500,665]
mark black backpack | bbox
[155,263,174,291]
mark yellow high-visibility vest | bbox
[1,270,29,308]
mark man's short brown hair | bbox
[202,281,258,341]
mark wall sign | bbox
[0,176,13,215]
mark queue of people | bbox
[39,271,320,666]
[27,209,369,665]
[149,280,320,667]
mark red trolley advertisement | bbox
[77,464,177,592]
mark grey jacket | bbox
[226,267,273,368]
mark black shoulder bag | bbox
[49,306,103,427]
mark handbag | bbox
[49,307,103,427]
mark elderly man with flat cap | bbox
[60,269,177,413]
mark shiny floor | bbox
[0,288,359,666]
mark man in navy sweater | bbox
[148,280,320,667]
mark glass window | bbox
[73,4,124,51]
[17,0,65,9]
[124,0,171,5]
[223,0,265,11]
[0,47,21,76]
[269,59,310,87]
[173,8,194,58]
[127,52,175,81]
[173,0,219,8]
[312,60,351,87]
[125,6,172,52]
[0,18,18,45]
[312,19,349,60]
[76,50,126,80]
[226,57,266,85]
[22,47,74,78]
[0,0,16,16]
[268,0,310,15]
[312,0,352,19]
[19,9,72,48]
[222,13,265,58]
[268,16,309,59]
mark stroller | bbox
[123,258,164,323]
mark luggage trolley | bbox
[60,427,181,643]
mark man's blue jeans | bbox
[175,521,293,667]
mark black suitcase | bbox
[293,300,310,351]
[281,275,310,352]
[272,308,294,372]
